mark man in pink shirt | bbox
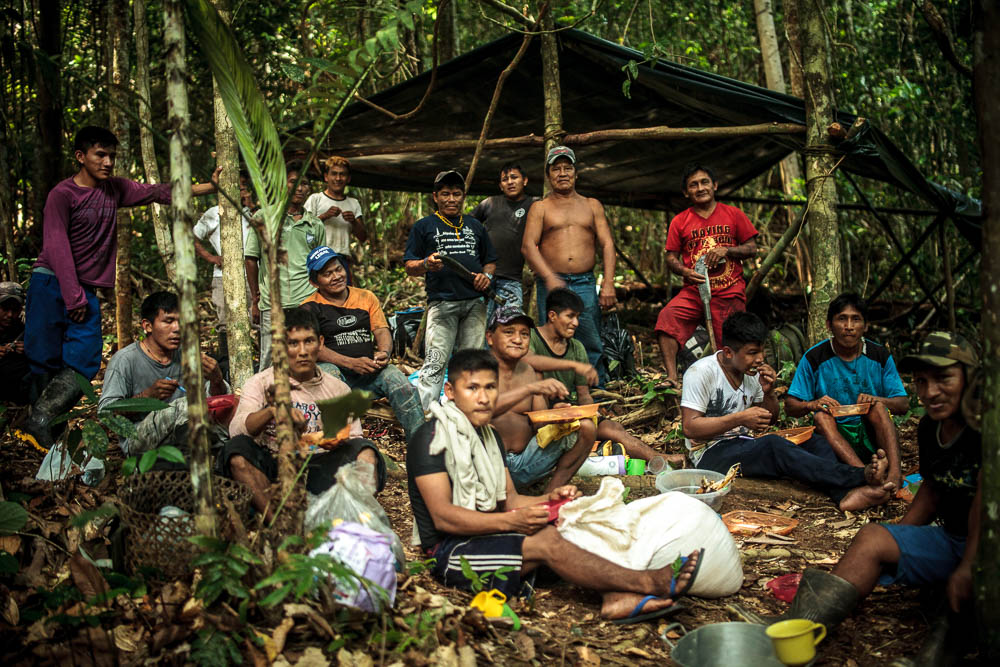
[655,164,759,388]
[219,307,386,519]
[22,126,219,452]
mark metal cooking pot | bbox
[662,622,784,667]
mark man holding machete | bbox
[404,170,498,409]
[655,164,759,389]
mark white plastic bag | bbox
[35,440,106,486]
[557,477,743,598]
[305,461,405,566]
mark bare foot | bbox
[863,448,889,486]
[600,591,676,620]
[651,549,701,598]
[839,480,896,512]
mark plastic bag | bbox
[557,477,743,598]
[305,461,405,566]
[600,313,635,381]
[310,521,397,612]
[36,440,106,486]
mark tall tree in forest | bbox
[164,0,215,537]
[797,0,842,343]
[972,0,999,656]
[108,0,133,349]
[0,116,16,281]
[135,0,176,281]
[540,9,563,196]
[210,0,254,390]
[34,0,63,228]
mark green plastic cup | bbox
[626,459,646,475]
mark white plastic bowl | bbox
[655,468,731,511]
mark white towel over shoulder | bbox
[427,400,507,512]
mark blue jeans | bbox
[25,270,103,379]
[535,273,605,384]
[416,298,487,410]
[318,362,426,442]
[486,277,523,325]
[506,432,577,487]
[697,434,867,504]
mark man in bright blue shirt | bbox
[786,293,908,490]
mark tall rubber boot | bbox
[735,569,860,631]
[20,368,84,450]
[890,611,967,667]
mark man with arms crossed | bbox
[471,162,537,322]
[303,156,367,255]
[522,146,617,383]
[407,348,702,620]
[486,306,596,493]
[785,293,907,490]
[681,312,894,512]
[655,164,758,388]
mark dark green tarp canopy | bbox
[321,29,980,240]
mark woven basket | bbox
[119,470,252,578]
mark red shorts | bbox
[654,285,746,346]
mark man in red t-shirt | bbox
[655,165,759,386]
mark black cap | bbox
[488,304,534,331]
[433,170,466,189]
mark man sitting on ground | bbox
[470,162,537,322]
[221,307,385,519]
[301,246,424,442]
[407,348,702,620]
[785,293,907,489]
[486,306,595,492]
[681,311,894,512]
[523,287,673,469]
[0,282,30,404]
[747,332,981,665]
[99,291,229,458]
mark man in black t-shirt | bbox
[404,170,498,410]
[406,349,703,620]
[744,332,983,658]
[471,162,537,323]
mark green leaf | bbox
[158,446,186,464]
[364,37,378,59]
[259,584,293,607]
[280,62,305,83]
[122,456,137,477]
[315,390,374,438]
[0,501,28,535]
[74,372,98,404]
[375,26,398,51]
[70,503,119,528]
[0,551,18,575]
[102,397,169,413]
[99,413,137,439]
[398,9,414,31]
[188,535,226,551]
[138,449,158,474]
[81,420,109,459]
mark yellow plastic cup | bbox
[765,619,827,666]
[469,589,506,618]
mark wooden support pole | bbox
[331,123,806,158]
[539,10,563,196]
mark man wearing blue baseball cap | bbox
[301,246,425,442]
[522,146,618,385]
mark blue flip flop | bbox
[670,548,705,598]
[611,595,685,625]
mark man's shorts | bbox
[877,524,966,587]
[217,434,387,495]
[654,285,745,347]
[837,419,877,458]
[506,432,578,487]
[428,533,525,598]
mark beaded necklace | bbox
[434,210,464,238]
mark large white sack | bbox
[557,477,743,598]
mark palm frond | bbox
[184,0,287,237]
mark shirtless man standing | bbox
[522,146,617,384]
[486,305,596,492]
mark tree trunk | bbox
[164,0,214,537]
[972,0,1000,657]
[754,0,809,287]
[34,0,63,230]
[108,0,133,349]
[135,0,176,281]
[437,0,457,61]
[210,0,254,390]
[784,0,805,98]
[798,0,842,344]
[540,10,563,196]
[0,117,17,281]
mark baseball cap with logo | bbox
[898,330,979,372]
[306,246,348,273]
[433,170,466,190]
[545,145,576,165]
[487,304,534,331]
[0,281,24,306]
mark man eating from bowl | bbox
[680,311,894,512]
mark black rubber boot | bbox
[736,569,861,631]
[890,611,967,667]
[22,368,84,450]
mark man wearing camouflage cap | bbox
[746,331,982,664]
[0,282,30,404]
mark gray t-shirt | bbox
[471,195,536,281]
[100,342,185,416]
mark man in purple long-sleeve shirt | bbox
[20,126,219,452]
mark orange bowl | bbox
[828,403,872,417]
[526,403,600,426]
[771,425,815,445]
